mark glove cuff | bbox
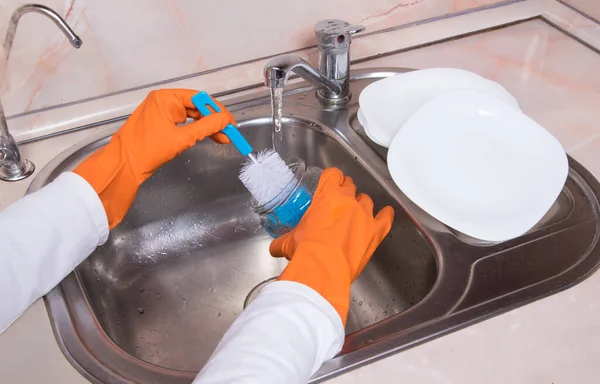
[278,242,352,326]
[73,139,141,229]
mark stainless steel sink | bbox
[29,68,600,383]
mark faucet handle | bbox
[314,19,365,50]
[346,24,366,35]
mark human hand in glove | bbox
[74,89,235,229]
[269,167,394,326]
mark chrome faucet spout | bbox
[264,54,341,94]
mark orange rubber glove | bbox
[269,167,394,326]
[74,89,235,229]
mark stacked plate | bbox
[358,68,568,242]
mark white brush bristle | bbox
[239,149,295,206]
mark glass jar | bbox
[253,157,322,238]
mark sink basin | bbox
[29,68,600,383]
[72,115,437,372]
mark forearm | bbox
[194,281,345,384]
[0,172,108,332]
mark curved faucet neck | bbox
[3,4,82,63]
[264,54,342,95]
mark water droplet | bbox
[217,312,222,317]
[368,302,372,307]
[364,320,369,324]
[139,288,145,293]
[137,307,145,314]
[210,287,216,293]
[359,301,363,306]
[352,297,357,302]
[383,311,388,316]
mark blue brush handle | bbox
[190,91,253,156]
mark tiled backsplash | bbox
[0,0,509,118]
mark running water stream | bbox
[270,87,284,151]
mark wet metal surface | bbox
[29,68,600,383]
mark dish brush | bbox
[191,91,312,234]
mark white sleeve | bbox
[194,280,345,384]
[0,172,108,333]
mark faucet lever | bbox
[314,20,365,50]
[346,25,366,35]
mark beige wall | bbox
[562,0,600,21]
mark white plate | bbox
[359,68,521,148]
[387,89,568,242]
[357,108,386,146]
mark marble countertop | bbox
[1,1,600,382]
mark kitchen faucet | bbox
[264,19,364,104]
[0,4,82,181]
